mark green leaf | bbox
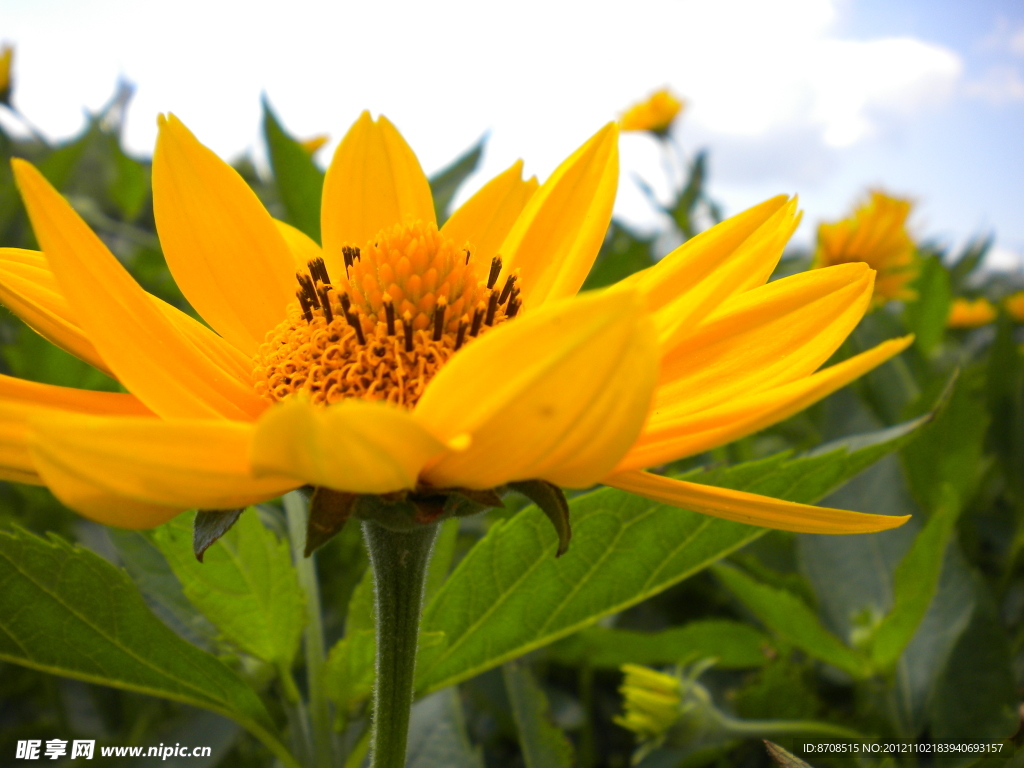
[546,620,772,669]
[192,508,243,562]
[37,126,92,190]
[262,97,324,242]
[869,484,961,670]
[424,517,460,603]
[902,254,950,357]
[406,688,484,768]
[416,415,924,694]
[508,480,571,557]
[152,510,305,668]
[503,660,574,768]
[580,221,656,291]
[712,562,867,677]
[324,628,375,722]
[0,527,297,768]
[429,137,485,225]
[764,741,815,768]
[986,313,1024,505]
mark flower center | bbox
[252,220,522,408]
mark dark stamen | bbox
[454,317,469,350]
[499,273,517,304]
[384,298,396,336]
[470,305,485,337]
[487,256,502,290]
[432,299,447,341]
[506,297,521,318]
[342,246,360,275]
[317,286,334,323]
[508,285,521,307]
[402,314,414,352]
[339,292,352,314]
[464,249,471,265]
[345,311,365,344]
[296,291,313,323]
[297,274,320,308]
[485,290,499,326]
[308,257,330,285]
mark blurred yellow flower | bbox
[0,44,13,105]
[614,664,682,739]
[814,191,918,307]
[0,111,910,536]
[620,88,684,135]
[1005,291,1024,323]
[947,297,996,328]
[299,134,329,155]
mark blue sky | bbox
[2,0,1022,267]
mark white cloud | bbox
[965,65,1024,104]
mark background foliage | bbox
[0,81,1023,768]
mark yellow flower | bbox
[814,191,918,306]
[614,664,683,739]
[299,134,329,155]
[947,297,996,328]
[0,44,12,105]
[1005,291,1024,323]
[619,88,684,135]
[1,111,910,535]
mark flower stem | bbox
[283,491,332,768]
[362,518,438,768]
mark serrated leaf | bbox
[152,510,305,668]
[416,415,925,694]
[263,97,324,241]
[503,660,574,768]
[429,137,485,225]
[713,562,867,677]
[406,688,484,768]
[869,484,961,671]
[0,527,297,767]
[546,620,772,669]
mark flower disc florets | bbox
[252,220,522,408]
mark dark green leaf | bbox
[713,562,867,677]
[192,508,243,562]
[153,510,305,668]
[508,480,571,557]
[406,688,484,768]
[262,97,324,241]
[581,221,656,291]
[429,137,485,225]
[869,484,961,670]
[986,313,1024,504]
[503,660,574,768]
[546,620,772,669]
[902,254,950,357]
[0,527,296,767]
[416,415,924,694]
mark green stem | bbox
[363,519,439,768]
[284,491,333,768]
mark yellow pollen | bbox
[252,220,523,408]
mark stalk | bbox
[283,491,332,768]
[362,518,438,768]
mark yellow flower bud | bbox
[619,88,684,135]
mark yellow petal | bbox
[499,123,619,308]
[322,112,435,262]
[605,470,909,534]
[13,159,264,421]
[28,412,299,520]
[273,218,339,276]
[0,379,153,488]
[250,397,447,493]
[417,288,658,489]
[654,263,874,413]
[153,114,295,354]
[440,160,538,267]
[640,197,801,345]
[618,336,913,471]
[0,247,113,376]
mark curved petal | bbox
[605,470,909,534]
[639,197,801,345]
[499,123,619,308]
[249,397,448,493]
[440,160,538,267]
[322,112,435,262]
[417,288,658,489]
[653,263,874,413]
[0,381,154,488]
[617,336,914,471]
[27,412,299,518]
[13,159,265,421]
[153,114,295,354]
[0,247,112,376]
